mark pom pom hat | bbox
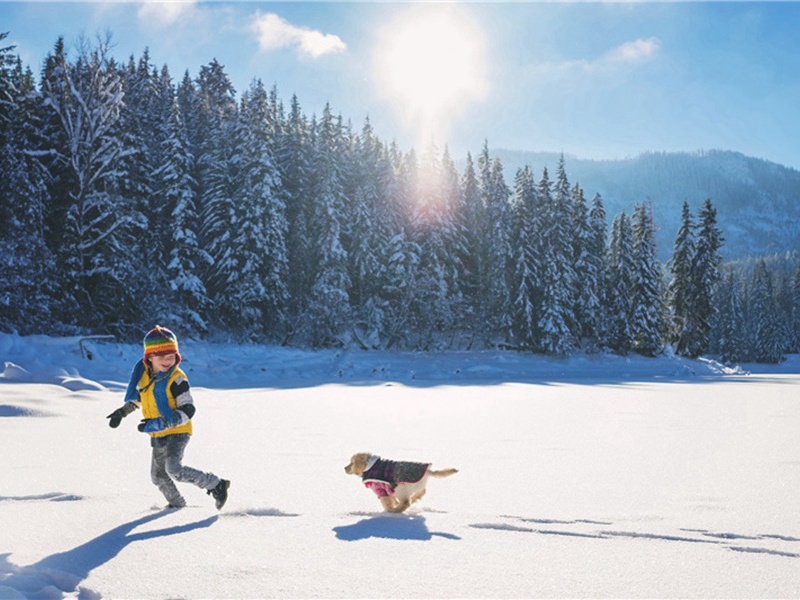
[143,325,181,365]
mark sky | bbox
[2,1,800,169]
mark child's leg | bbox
[151,440,186,507]
[163,434,220,491]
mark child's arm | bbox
[107,361,144,428]
[107,401,138,428]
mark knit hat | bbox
[143,325,181,365]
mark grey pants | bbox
[150,434,220,507]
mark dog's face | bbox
[344,452,372,476]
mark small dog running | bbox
[344,452,458,513]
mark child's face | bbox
[150,353,177,373]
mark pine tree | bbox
[459,152,483,338]
[607,212,635,354]
[572,184,604,349]
[0,37,58,332]
[789,261,800,353]
[280,94,315,323]
[194,60,240,328]
[630,202,664,356]
[716,269,745,364]
[302,104,351,347]
[684,199,724,357]
[668,201,695,355]
[220,79,288,337]
[586,193,609,349]
[538,163,576,354]
[750,260,784,363]
[39,36,135,328]
[480,149,512,343]
[509,166,538,349]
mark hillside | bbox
[491,149,800,261]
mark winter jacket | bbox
[362,457,430,498]
[124,361,194,438]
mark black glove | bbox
[107,408,126,428]
[107,403,136,428]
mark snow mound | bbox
[1,361,106,391]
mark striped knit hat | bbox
[143,325,181,364]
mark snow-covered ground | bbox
[1,333,799,599]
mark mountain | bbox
[490,149,800,262]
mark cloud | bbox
[605,37,662,64]
[530,37,662,78]
[250,12,346,59]
[137,0,198,28]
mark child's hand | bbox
[107,407,128,428]
[138,418,166,433]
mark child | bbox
[107,325,230,510]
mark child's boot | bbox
[208,479,230,510]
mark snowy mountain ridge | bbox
[490,148,800,261]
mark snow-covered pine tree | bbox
[302,104,351,347]
[280,95,316,323]
[480,149,512,344]
[789,261,800,353]
[684,199,724,357]
[218,79,288,338]
[667,201,696,355]
[117,51,171,328]
[630,202,664,356]
[0,36,58,332]
[458,152,483,339]
[750,260,784,363]
[346,117,385,343]
[538,163,576,354]
[194,60,239,328]
[715,269,745,364]
[440,146,469,334]
[410,144,458,348]
[571,183,604,350]
[509,166,538,350]
[37,37,73,269]
[156,73,210,335]
[40,36,135,328]
[586,193,609,349]
[606,212,635,354]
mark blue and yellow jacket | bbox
[123,361,194,437]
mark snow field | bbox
[1,335,799,598]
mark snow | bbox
[1,332,799,599]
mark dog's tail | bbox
[429,468,458,478]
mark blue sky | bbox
[3,1,800,169]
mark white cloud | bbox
[137,0,198,28]
[251,12,346,59]
[605,37,662,64]
[530,37,662,78]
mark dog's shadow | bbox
[334,512,461,542]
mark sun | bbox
[373,5,488,147]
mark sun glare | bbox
[374,6,487,147]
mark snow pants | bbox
[150,434,220,507]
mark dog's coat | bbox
[344,452,458,513]
[362,457,430,498]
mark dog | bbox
[344,452,458,513]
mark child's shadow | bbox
[333,513,460,542]
[1,509,217,597]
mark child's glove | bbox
[107,403,136,428]
[138,410,188,433]
[138,418,165,433]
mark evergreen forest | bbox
[1,34,796,363]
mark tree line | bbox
[0,34,792,362]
